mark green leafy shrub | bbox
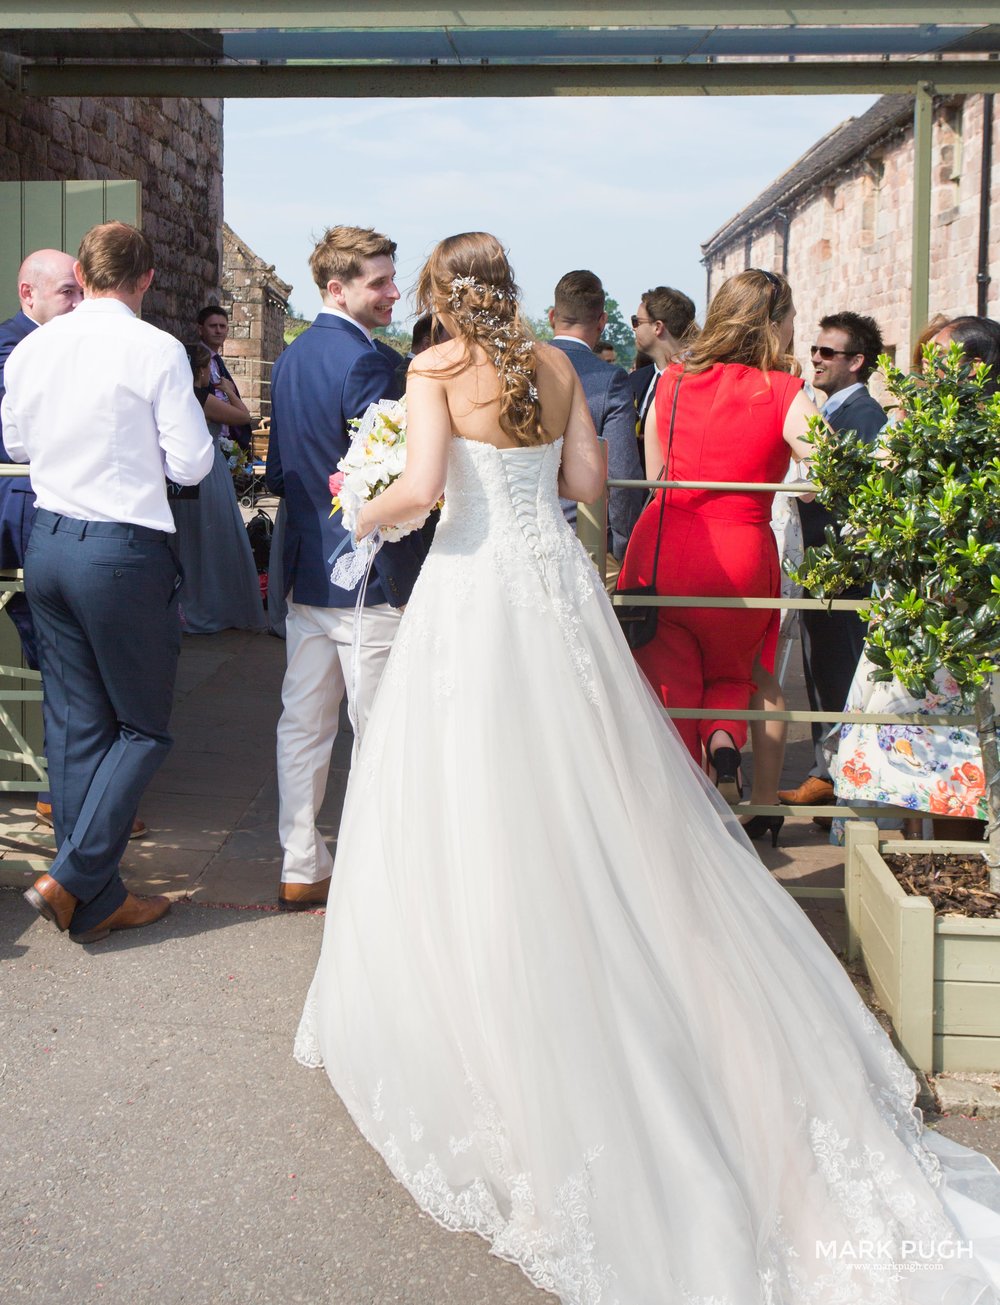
[792,343,1000,703]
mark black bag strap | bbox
[649,373,682,581]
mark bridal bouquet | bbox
[220,435,248,477]
[329,396,431,543]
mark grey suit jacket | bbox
[550,339,646,560]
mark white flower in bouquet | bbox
[219,436,248,480]
[328,396,438,543]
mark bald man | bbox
[0,250,81,638]
[0,252,84,826]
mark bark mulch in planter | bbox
[883,851,1000,918]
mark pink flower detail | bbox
[329,471,345,496]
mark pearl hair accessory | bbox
[448,275,539,402]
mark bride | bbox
[295,232,1000,1304]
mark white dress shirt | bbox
[820,380,865,419]
[641,365,664,419]
[1,298,214,532]
[318,307,375,346]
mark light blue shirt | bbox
[821,381,865,419]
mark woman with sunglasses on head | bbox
[618,269,819,823]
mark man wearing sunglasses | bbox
[628,287,696,448]
[779,311,887,811]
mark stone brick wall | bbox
[0,54,222,341]
[219,224,292,421]
[703,93,1000,390]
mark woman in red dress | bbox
[619,270,818,829]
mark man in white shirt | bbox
[2,221,214,944]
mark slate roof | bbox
[701,94,916,256]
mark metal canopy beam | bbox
[7,3,1000,28]
[22,58,1000,99]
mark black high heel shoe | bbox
[708,745,743,803]
[741,814,784,848]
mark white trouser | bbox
[276,598,402,883]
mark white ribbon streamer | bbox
[329,529,385,744]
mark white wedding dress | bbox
[296,435,1000,1304]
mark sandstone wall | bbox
[220,224,292,421]
[0,55,222,341]
[704,93,1000,390]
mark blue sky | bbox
[224,94,877,325]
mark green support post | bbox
[911,82,934,354]
[576,438,608,581]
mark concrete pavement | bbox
[3,629,1000,1304]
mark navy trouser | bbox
[801,604,867,780]
[25,510,183,933]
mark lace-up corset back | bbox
[412,434,602,705]
[433,436,569,562]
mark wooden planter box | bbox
[845,822,1000,1074]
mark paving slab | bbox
[0,892,550,1305]
[3,628,1000,1301]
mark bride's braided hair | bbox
[415,232,544,446]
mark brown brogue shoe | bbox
[23,874,78,932]
[777,776,836,806]
[278,877,332,911]
[69,892,171,945]
[36,803,148,840]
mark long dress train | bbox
[296,435,1000,1304]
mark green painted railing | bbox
[576,469,978,881]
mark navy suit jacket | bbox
[265,314,426,608]
[799,384,886,552]
[628,363,659,440]
[0,311,38,571]
[0,310,37,462]
[550,339,646,560]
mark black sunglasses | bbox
[810,344,860,360]
[631,314,652,328]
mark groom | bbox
[266,225,427,910]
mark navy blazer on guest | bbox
[550,339,646,560]
[798,385,886,552]
[0,310,37,461]
[0,310,38,572]
[628,363,659,440]
[265,314,426,609]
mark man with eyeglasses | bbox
[628,287,696,449]
[779,311,887,811]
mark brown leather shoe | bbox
[23,874,78,932]
[69,892,171,944]
[35,802,147,840]
[777,776,836,806]
[278,877,332,911]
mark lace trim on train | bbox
[295,1010,977,1305]
[366,1063,620,1305]
[293,982,323,1068]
